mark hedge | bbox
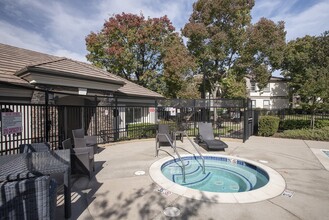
[127,123,156,139]
[279,119,329,130]
[275,126,329,141]
[258,116,280,136]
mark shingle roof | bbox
[0,43,163,98]
[0,43,56,85]
[111,74,164,98]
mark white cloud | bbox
[252,0,329,40]
[0,20,56,53]
[96,0,195,31]
[1,0,328,63]
[274,1,329,40]
[0,20,88,62]
[53,49,87,62]
[0,0,196,61]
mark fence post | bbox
[193,99,197,136]
[243,99,248,143]
[253,110,259,135]
[155,99,158,123]
[114,97,119,141]
[94,95,98,137]
[45,90,49,142]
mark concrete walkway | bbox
[56,136,329,220]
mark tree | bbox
[282,31,329,127]
[182,0,286,99]
[162,34,196,98]
[177,77,202,99]
[85,13,195,97]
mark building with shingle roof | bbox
[0,43,163,143]
[0,43,163,103]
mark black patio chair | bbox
[197,122,228,151]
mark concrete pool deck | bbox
[56,136,329,220]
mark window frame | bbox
[263,100,270,108]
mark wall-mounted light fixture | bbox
[78,88,87,95]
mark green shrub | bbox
[127,123,156,139]
[315,120,329,128]
[279,119,329,130]
[275,126,329,141]
[158,120,177,130]
[258,116,280,136]
[279,119,310,130]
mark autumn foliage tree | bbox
[85,13,195,98]
[182,0,286,99]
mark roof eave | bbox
[15,66,126,86]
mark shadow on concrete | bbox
[90,181,218,220]
[55,161,105,219]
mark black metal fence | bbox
[252,109,329,134]
[0,91,253,155]
[156,99,249,140]
[256,109,329,120]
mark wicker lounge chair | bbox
[72,128,98,153]
[0,175,57,220]
[62,138,94,179]
[197,122,228,150]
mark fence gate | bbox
[243,99,254,142]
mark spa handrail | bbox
[156,133,186,183]
[175,131,206,174]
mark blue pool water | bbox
[323,150,329,157]
[161,156,269,193]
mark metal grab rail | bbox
[156,133,186,183]
[174,131,206,174]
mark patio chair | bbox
[19,142,50,153]
[0,175,57,220]
[157,124,174,147]
[155,124,174,156]
[62,138,94,179]
[197,122,228,151]
[72,128,98,153]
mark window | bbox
[125,107,142,123]
[250,82,256,91]
[251,100,256,108]
[263,100,270,108]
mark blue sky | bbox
[0,0,328,64]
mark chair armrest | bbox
[72,147,94,158]
[84,136,97,145]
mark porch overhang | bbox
[15,67,125,92]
